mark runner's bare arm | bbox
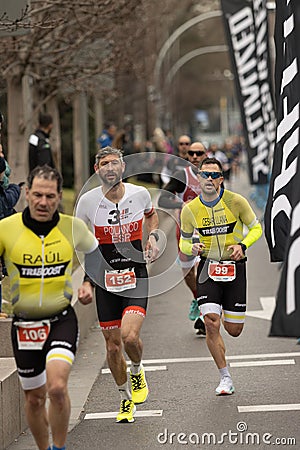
[144,210,159,261]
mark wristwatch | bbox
[149,232,159,242]
[238,243,247,254]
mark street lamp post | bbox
[153,10,223,127]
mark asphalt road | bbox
[64,178,300,450]
[7,172,300,450]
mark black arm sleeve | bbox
[84,246,105,288]
[158,170,186,209]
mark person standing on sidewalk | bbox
[28,113,55,172]
[179,157,262,395]
[158,142,207,335]
[0,165,99,450]
[76,147,159,423]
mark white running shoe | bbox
[215,376,235,396]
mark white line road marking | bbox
[230,359,295,368]
[84,410,163,420]
[101,365,167,374]
[246,296,276,320]
[128,352,300,365]
[238,404,300,413]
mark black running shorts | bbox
[95,265,148,330]
[11,306,79,389]
[196,259,247,314]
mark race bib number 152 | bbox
[105,268,136,292]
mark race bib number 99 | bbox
[16,320,51,350]
[105,268,136,292]
[208,261,236,282]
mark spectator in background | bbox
[136,140,156,184]
[97,121,117,149]
[160,134,191,185]
[112,127,135,179]
[207,142,231,184]
[151,127,168,188]
[28,113,55,172]
[0,155,21,285]
[164,129,175,154]
[230,135,243,178]
[221,139,234,183]
[0,111,12,189]
[0,156,21,219]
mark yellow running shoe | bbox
[116,399,136,423]
[130,368,149,404]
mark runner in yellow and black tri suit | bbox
[180,157,262,396]
[0,165,99,450]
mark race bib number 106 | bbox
[16,320,51,350]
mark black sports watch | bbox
[238,243,247,254]
[149,232,159,242]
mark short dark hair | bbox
[95,146,124,164]
[199,157,223,172]
[27,165,63,192]
[39,113,53,128]
[104,121,115,130]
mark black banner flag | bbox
[220,0,276,185]
[265,0,300,337]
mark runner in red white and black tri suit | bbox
[76,147,159,423]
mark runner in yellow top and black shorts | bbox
[180,157,262,396]
[0,165,99,450]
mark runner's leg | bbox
[121,313,144,363]
[102,328,128,386]
[24,385,50,450]
[46,360,72,448]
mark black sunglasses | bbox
[178,142,190,145]
[188,150,205,157]
[199,171,223,179]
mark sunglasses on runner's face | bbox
[199,171,223,179]
[188,150,205,157]
[178,142,190,145]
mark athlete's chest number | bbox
[105,268,136,292]
[215,265,229,275]
[15,320,51,350]
[208,261,236,282]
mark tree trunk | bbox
[73,92,89,196]
[6,76,30,209]
[47,97,61,172]
[94,95,103,146]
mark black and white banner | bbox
[265,0,300,337]
[221,0,276,185]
